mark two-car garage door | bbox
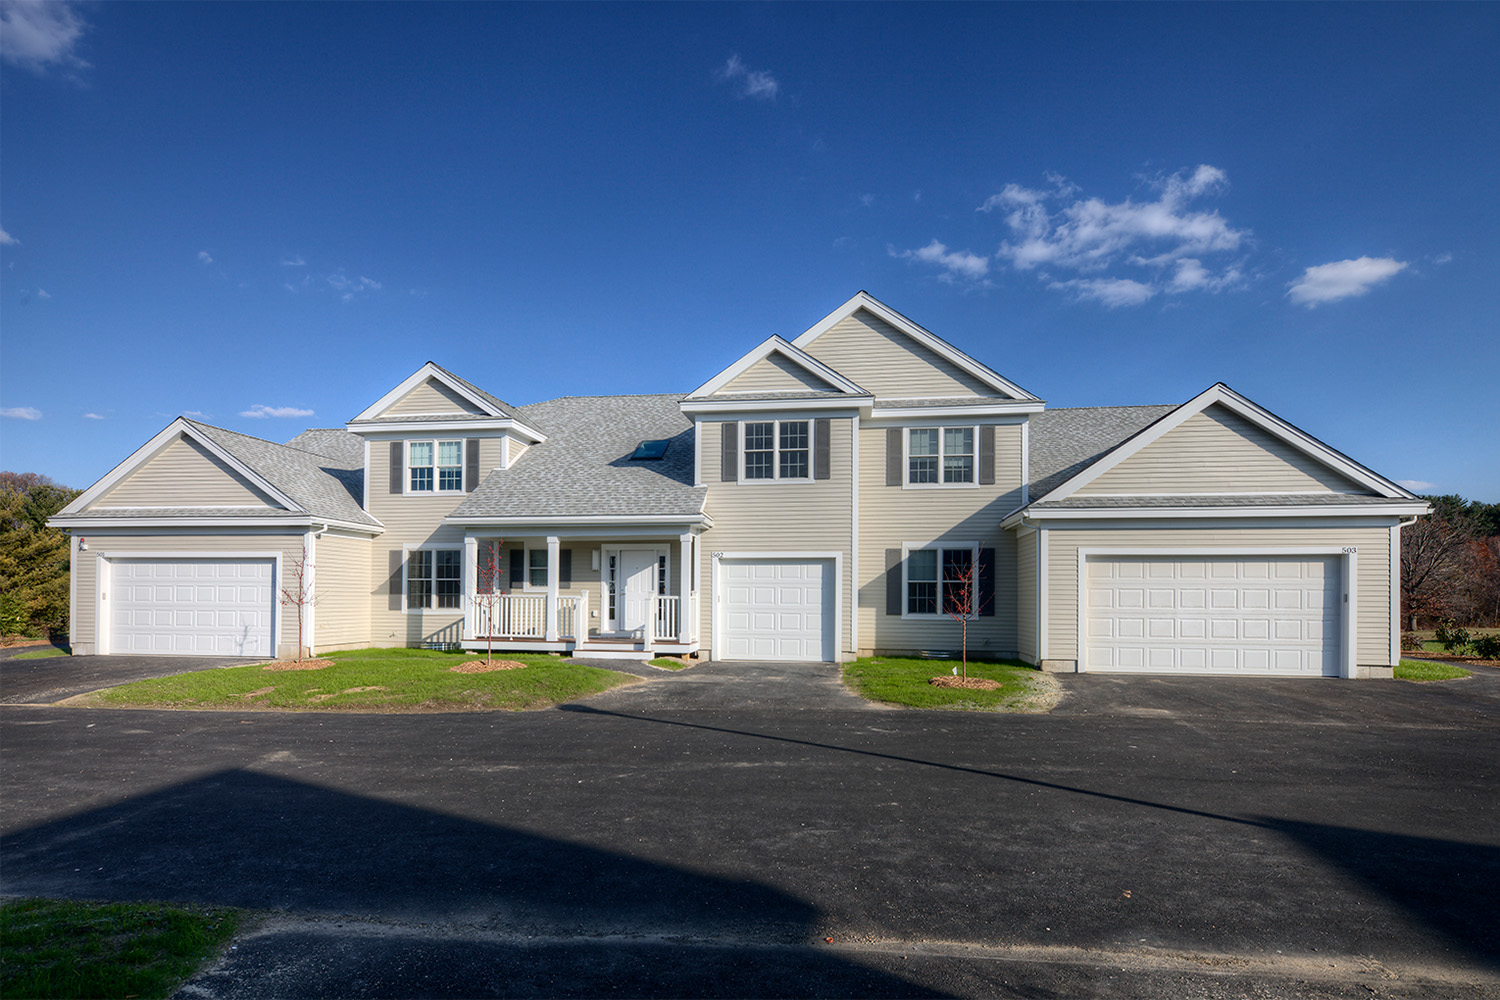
[109,557,276,656]
[1084,555,1341,676]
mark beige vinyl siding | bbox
[382,378,487,416]
[1042,524,1394,666]
[95,435,281,508]
[1077,405,1366,495]
[312,531,371,650]
[801,310,1002,398]
[1016,528,1038,662]
[720,353,840,395]
[698,417,855,657]
[71,532,305,655]
[857,422,1023,656]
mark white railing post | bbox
[544,535,560,642]
[678,533,693,643]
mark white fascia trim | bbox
[1014,503,1430,521]
[688,335,871,399]
[347,418,546,443]
[57,418,301,517]
[1036,383,1418,506]
[350,362,503,421]
[680,397,870,415]
[711,550,845,660]
[790,291,1041,402]
[449,513,713,528]
[865,404,1043,420]
[52,515,383,533]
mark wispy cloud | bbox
[182,410,210,419]
[717,54,779,100]
[1286,256,1408,307]
[900,165,1249,304]
[1,406,42,420]
[280,255,305,267]
[893,239,990,284]
[0,227,17,245]
[326,270,381,301]
[240,404,314,419]
[83,412,104,420]
[1398,479,1437,492]
[0,0,89,75]
[197,250,213,265]
[859,193,874,208]
[36,288,51,299]
[1431,252,1453,266]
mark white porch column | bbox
[463,535,478,641]
[678,532,693,643]
[545,535,561,641]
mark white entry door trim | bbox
[1076,547,1356,678]
[712,550,843,662]
[97,551,282,656]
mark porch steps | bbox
[572,636,652,661]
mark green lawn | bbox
[649,657,692,670]
[1395,659,1472,682]
[90,647,637,712]
[842,656,1060,712]
[0,898,240,1000]
[13,646,66,660]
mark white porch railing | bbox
[474,592,586,640]
[651,595,679,643]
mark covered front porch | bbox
[455,523,705,660]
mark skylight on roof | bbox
[631,439,670,460]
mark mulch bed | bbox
[929,675,1001,690]
[1,636,52,649]
[450,660,528,673]
[1406,654,1500,667]
[262,660,328,671]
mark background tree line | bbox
[1,472,81,639]
[1401,495,1500,629]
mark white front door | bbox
[619,549,657,634]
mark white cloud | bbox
[717,54,779,100]
[280,255,305,267]
[0,0,88,75]
[1398,480,1437,492]
[182,410,209,419]
[1286,256,1408,307]
[1166,258,1242,294]
[197,250,213,265]
[859,193,874,208]
[1,406,42,420]
[1049,277,1158,308]
[83,412,104,420]
[36,287,50,299]
[0,227,16,245]
[1431,252,1453,266]
[240,404,314,419]
[894,239,990,283]
[326,271,380,301]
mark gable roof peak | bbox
[686,333,871,401]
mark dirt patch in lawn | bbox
[929,675,1002,690]
[238,687,276,699]
[450,659,528,673]
[262,660,328,671]
[309,686,388,702]
[1,636,53,649]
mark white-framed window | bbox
[742,420,811,481]
[409,440,464,493]
[904,545,978,617]
[907,427,976,486]
[408,548,462,610]
[526,547,548,590]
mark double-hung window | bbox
[408,549,462,610]
[905,546,977,617]
[409,440,463,492]
[743,420,810,480]
[907,427,975,486]
[528,549,548,589]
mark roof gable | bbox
[721,351,843,395]
[352,362,513,421]
[687,336,869,401]
[93,433,283,510]
[792,291,1039,402]
[382,377,489,417]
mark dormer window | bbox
[409,440,463,492]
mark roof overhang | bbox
[347,417,546,443]
[351,361,506,422]
[679,396,872,415]
[687,335,871,400]
[446,512,714,535]
[864,402,1045,420]
[1001,500,1431,529]
[49,513,385,534]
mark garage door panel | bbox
[110,558,274,657]
[722,558,834,662]
[1087,555,1339,676]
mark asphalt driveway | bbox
[0,649,264,705]
[1,658,1497,997]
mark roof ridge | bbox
[186,419,339,463]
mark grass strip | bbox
[13,646,67,660]
[842,656,1060,712]
[1395,659,1472,682]
[649,657,692,670]
[0,898,240,1000]
[90,647,635,712]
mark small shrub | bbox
[1400,631,1425,652]
[1434,619,1472,654]
[1470,634,1500,660]
[0,592,33,637]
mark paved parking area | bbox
[1,656,1496,997]
[0,649,265,705]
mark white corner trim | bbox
[1020,419,1031,508]
[688,335,870,399]
[850,412,860,655]
[693,417,704,488]
[1037,527,1049,662]
[1390,524,1401,666]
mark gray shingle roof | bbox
[426,362,531,425]
[448,394,706,520]
[185,420,380,528]
[286,428,366,467]
[1027,404,1179,500]
[1030,493,1397,510]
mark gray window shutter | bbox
[814,418,831,480]
[389,441,403,494]
[388,550,404,611]
[465,439,480,492]
[885,548,904,616]
[508,548,524,588]
[720,423,738,482]
[978,548,995,617]
[559,549,572,587]
[885,428,903,486]
[979,425,996,486]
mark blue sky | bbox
[2,2,1496,500]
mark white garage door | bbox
[722,558,835,661]
[110,558,276,656]
[1085,555,1340,676]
